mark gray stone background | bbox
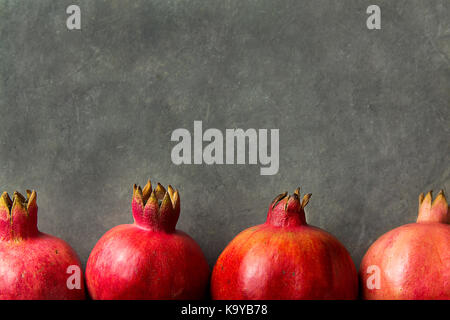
[0,0,448,269]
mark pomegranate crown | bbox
[417,190,448,224]
[266,188,311,227]
[0,190,38,240]
[132,180,180,232]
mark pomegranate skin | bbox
[0,191,85,300]
[86,225,209,299]
[211,189,358,300]
[360,191,450,300]
[86,181,209,300]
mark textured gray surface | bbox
[0,0,449,269]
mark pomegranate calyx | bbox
[267,188,309,227]
[271,192,288,210]
[0,190,38,241]
[131,180,180,232]
[141,180,152,203]
[417,190,448,224]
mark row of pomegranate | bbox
[0,180,448,300]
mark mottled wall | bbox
[0,0,448,268]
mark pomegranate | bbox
[86,181,209,299]
[211,189,358,300]
[360,190,450,299]
[0,190,85,300]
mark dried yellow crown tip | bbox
[142,180,152,203]
[301,193,312,209]
[271,192,288,209]
[133,184,143,199]
[433,190,446,205]
[417,189,448,224]
[154,183,166,200]
[167,185,174,199]
[160,192,173,212]
[12,191,27,212]
[171,190,180,210]
[418,193,425,205]
[0,192,12,211]
[147,189,159,208]
[26,190,37,211]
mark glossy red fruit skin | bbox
[86,182,209,300]
[0,191,85,300]
[360,191,450,300]
[211,190,358,300]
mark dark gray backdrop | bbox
[0,0,449,269]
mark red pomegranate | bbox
[86,181,210,299]
[360,190,449,300]
[211,189,358,300]
[0,190,85,300]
